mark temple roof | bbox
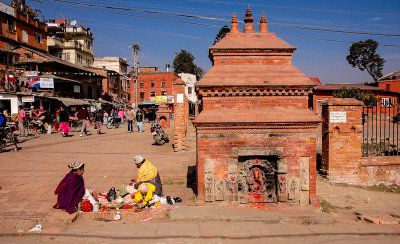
[211,33,295,50]
[197,64,316,87]
[194,107,320,124]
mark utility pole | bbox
[131,42,140,111]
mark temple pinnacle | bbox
[230,13,239,33]
[243,5,255,33]
[259,13,268,33]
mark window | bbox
[150,92,156,97]
[188,87,192,94]
[35,33,42,44]
[85,58,91,66]
[151,82,155,88]
[162,82,166,88]
[77,53,82,63]
[161,91,167,96]
[140,83,144,88]
[22,30,28,43]
[386,84,390,91]
[85,40,91,49]
[7,19,15,32]
[59,52,71,61]
[139,92,144,102]
[382,98,393,106]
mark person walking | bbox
[18,106,26,137]
[126,108,134,133]
[94,109,103,135]
[59,107,70,137]
[135,108,144,133]
[77,106,89,137]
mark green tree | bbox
[346,39,385,83]
[333,87,377,106]
[173,50,203,80]
[213,25,230,45]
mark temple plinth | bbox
[193,8,320,207]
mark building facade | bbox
[93,57,130,103]
[47,19,94,68]
[379,71,400,93]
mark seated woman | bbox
[134,183,156,208]
[131,155,163,196]
[53,161,97,214]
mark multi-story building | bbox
[47,19,94,68]
[93,57,130,103]
[379,71,400,93]
[0,1,47,85]
[130,67,178,107]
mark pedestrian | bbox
[94,109,103,134]
[136,108,144,133]
[54,108,60,132]
[126,108,134,133]
[18,105,26,137]
[103,110,108,125]
[59,107,70,137]
[77,106,89,137]
[118,109,124,124]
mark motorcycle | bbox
[106,117,121,129]
[150,122,169,145]
[0,124,19,151]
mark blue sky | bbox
[24,0,400,84]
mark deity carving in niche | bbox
[247,166,266,193]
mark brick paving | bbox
[0,121,196,230]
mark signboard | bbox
[74,85,80,93]
[25,71,38,77]
[155,96,167,103]
[39,77,54,89]
[21,96,34,103]
[177,93,184,104]
[330,111,346,123]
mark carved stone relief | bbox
[214,179,227,201]
[277,173,288,202]
[288,178,300,200]
[300,157,310,191]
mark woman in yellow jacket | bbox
[134,183,156,207]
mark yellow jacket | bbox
[138,161,157,182]
[134,183,156,205]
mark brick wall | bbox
[173,79,187,152]
[321,98,400,185]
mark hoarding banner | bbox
[74,85,80,93]
[39,77,54,89]
[25,71,38,77]
[21,96,35,103]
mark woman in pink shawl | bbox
[53,162,86,214]
[59,108,70,137]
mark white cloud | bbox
[371,17,382,21]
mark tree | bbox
[173,50,203,80]
[333,87,377,106]
[213,25,230,45]
[346,39,385,83]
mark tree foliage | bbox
[346,39,385,83]
[173,50,203,80]
[333,87,377,106]
[213,25,230,45]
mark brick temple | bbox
[193,7,320,207]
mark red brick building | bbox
[0,1,47,88]
[379,71,400,93]
[193,8,320,206]
[130,69,178,106]
[312,84,398,115]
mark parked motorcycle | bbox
[150,122,169,145]
[0,125,19,151]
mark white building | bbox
[178,73,198,103]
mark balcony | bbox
[47,36,63,48]
[63,40,92,54]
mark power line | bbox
[39,0,400,37]
[190,0,400,16]
[37,2,400,47]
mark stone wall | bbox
[321,98,400,185]
[196,127,318,207]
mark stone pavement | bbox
[0,121,196,231]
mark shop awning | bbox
[50,97,90,106]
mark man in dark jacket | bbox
[77,107,89,137]
[135,108,144,133]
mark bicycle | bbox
[106,117,120,129]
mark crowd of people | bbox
[14,105,151,138]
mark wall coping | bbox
[322,98,364,106]
[360,156,400,167]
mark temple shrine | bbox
[193,7,320,206]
